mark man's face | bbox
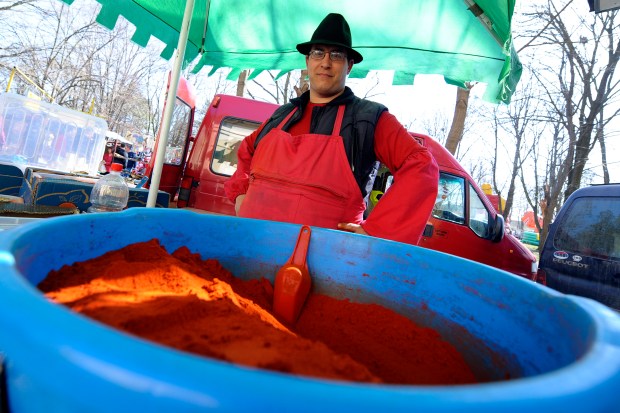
[306,44,353,102]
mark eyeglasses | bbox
[308,49,347,62]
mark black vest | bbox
[254,87,386,200]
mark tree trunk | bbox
[565,126,593,199]
[600,133,610,184]
[595,110,610,184]
[445,86,470,155]
[294,70,309,97]
[236,70,248,97]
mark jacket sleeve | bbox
[223,123,263,203]
[361,111,439,245]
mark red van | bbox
[148,90,537,280]
[407,133,537,279]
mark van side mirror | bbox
[489,214,505,243]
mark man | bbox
[224,13,438,244]
[113,142,128,169]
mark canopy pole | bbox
[147,0,195,207]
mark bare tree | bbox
[2,0,169,138]
[235,69,248,97]
[186,68,236,136]
[91,24,168,135]
[357,72,383,100]
[419,113,450,146]
[519,1,620,200]
[596,109,610,183]
[0,0,35,11]
[0,1,45,64]
[445,83,474,155]
[246,70,303,104]
[523,118,567,246]
[295,70,309,97]
[488,81,540,221]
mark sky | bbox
[348,72,466,130]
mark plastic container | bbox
[0,216,40,231]
[87,163,129,212]
[0,92,108,175]
[0,209,619,412]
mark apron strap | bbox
[277,107,298,129]
[277,104,345,135]
[332,105,346,136]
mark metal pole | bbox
[146,0,196,207]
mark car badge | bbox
[553,251,569,260]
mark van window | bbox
[553,197,620,259]
[469,183,491,238]
[432,173,493,238]
[433,173,465,224]
[211,117,261,176]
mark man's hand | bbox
[234,194,246,215]
[337,223,368,236]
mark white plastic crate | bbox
[0,93,108,176]
[0,216,41,231]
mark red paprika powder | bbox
[38,239,477,385]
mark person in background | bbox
[53,123,78,164]
[126,149,137,171]
[133,157,146,176]
[81,127,97,161]
[113,142,128,169]
[3,116,27,155]
[102,143,115,173]
[224,13,439,245]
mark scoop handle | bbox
[289,225,311,267]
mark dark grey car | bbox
[538,184,620,310]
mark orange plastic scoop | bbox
[273,225,312,325]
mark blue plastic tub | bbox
[0,209,619,412]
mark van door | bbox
[192,117,264,214]
[179,94,279,213]
[146,76,196,199]
[409,133,537,279]
[151,97,194,198]
[372,167,536,279]
[540,186,620,310]
[420,172,508,269]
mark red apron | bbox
[238,105,366,228]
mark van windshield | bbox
[163,97,192,166]
[554,197,620,259]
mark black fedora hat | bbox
[296,13,363,63]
